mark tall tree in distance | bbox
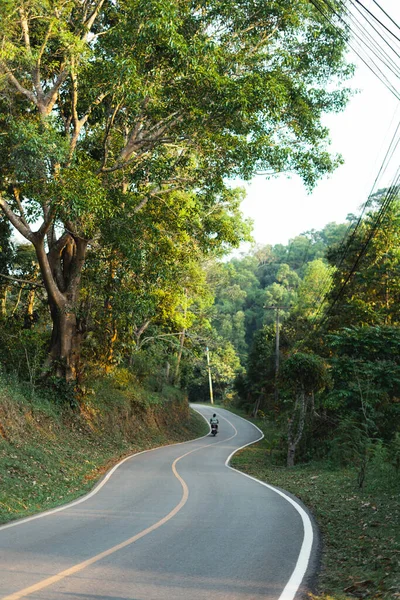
[325,192,400,329]
[0,0,352,380]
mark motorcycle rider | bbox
[210,413,219,432]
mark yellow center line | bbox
[2,419,237,600]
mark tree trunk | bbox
[46,300,83,382]
[24,287,36,328]
[174,328,186,384]
[287,442,297,468]
[105,323,118,373]
[103,261,118,373]
[24,265,40,328]
[35,233,88,382]
[12,286,24,315]
[252,395,261,418]
[0,285,8,317]
[287,389,306,467]
[174,288,188,384]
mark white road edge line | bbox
[196,406,314,600]
[1,404,314,600]
[0,413,211,532]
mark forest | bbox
[2,184,400,476]
[0,0,398,479]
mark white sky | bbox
[238,2,400,248]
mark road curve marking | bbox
[0,415,212,533]
[220,408,314,600]
[1,424,238,600]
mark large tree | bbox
[0,0,351,380]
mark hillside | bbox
[0,373,207,525]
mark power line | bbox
[273,0,400,344]
[308,0,400,100]
[354,0,400,43]
[332,118,400,272]
[323,0,400,92]
[316,173,400,329]
[371,0,400,32]
[306,107,400,328]
[344,0,400,72]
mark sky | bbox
[237,2,400,248]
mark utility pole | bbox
[265,305,291,403]
[206,346,214,405]
[275,306,280,385]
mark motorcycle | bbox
[210,423,218,436]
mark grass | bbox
[224,406,400,600]
[0,373,208,525]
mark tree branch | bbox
[37,204,56,239]
[12,187,30,229]
[19,7,32,54]
[82,0,106,41]
[48,232,73,257]
[42,67,68,116]
[3,69,37,105]
[68,70,108,161]
[0,273,44,288]
[100,99,123,170]
[35,238,66,307]
[0,197,34,242]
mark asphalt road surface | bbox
[0,405,318,600]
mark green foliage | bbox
[326,327,400,442]
[293,258,334,319]
[184,340,241,404]
[0,0,352,379]
[0,217,14,274]
[232,326,276,414]
[390,432,400,473]
[325,196,400,329]
[0,323,48,383]
[220,201,400,475]
[281,352,330,394]
[38,375,78,409]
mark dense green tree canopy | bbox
[325,195,400,329]
[0,0,351,379]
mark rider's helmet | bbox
[213,414,216,417]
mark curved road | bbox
[0,406,318,600]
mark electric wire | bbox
[340,0,400,77]
[354,0,400,43]
[287,0,400,344]
[311,171,400,333]
[308,0,400,100]
[317,172,400,325]
[308,101,400,312]
[371,0,400,32]
[320,0,400,95]
[303,114,400,334]
[332,118,400,272]
[344,0,400,71]
[351,0,400,55]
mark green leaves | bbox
[281,351,330,394]
[4,118,66,182]
[0,0,353,378]
[56,162,109,233]
[325,195,400,329]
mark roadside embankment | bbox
[0,372,208,525]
